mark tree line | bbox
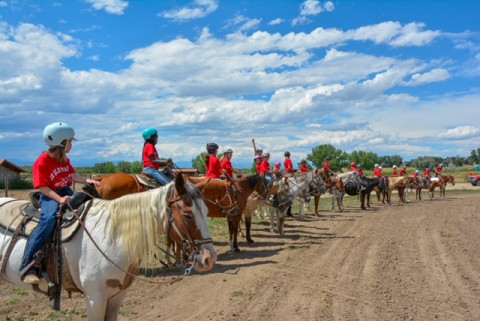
[17,145,480,175]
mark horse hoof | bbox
[234,248,241,253]
[247,239,255,244]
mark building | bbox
[0,159,26,182]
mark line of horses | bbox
[0,170,455,320]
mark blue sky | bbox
[1,0,479,169]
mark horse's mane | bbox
[89,181,203,262]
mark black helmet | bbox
[284,151,290,157]
[206,143,219,153]
[301,159,307,164]
[326,156,332,161]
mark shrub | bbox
[0,178,33,189]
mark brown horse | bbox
[312,169,339,214]
[429,175,456,198]
[186,174,268,252]
[93,173,150,200]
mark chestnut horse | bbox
[93,172,151,200]
[429,175,456,198]
[186,174,268,252]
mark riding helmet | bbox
[326,156,332,161]
[351,162,357,167]
[284,151,290,157]
[392,165,397,169]
[223,148,233,154]
[206,143,219,153]
[275,162,281,167]
[262,152,270,157]
[142,128,157,140]
[43,122,76,147]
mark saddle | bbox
[0,184,100,304]
[136,173,162,189]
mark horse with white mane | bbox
[297,170,327,220]
[0,174,216,321]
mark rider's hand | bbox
[59,195,71,205]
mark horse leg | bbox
[84,291,108,320]
[277,208,286,237]
[227,218,240,252]
[269,207,277,233]
[105,291,128,321]
[314,194,320,217]
[245,215,254,244]
[360,192,366,210]
[298,201,304,220]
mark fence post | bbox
[4,177,9,197]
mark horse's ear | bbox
[175,173,187,195]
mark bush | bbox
[0,178,33,189]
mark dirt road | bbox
[1,189,480,321]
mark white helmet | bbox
[223,148,233,154]
[43,122,75,147]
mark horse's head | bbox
[167,174,217,273]
[309,170,327,196]
[449,175,456,186]
[251,174,269,200]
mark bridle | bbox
[198,179,240,217]
[165,185,213,275]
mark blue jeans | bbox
[143,167,171,186]
[19,187,73,274]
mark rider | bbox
[300,159,308,173]
[259,152,273,182]
[221,148,242,179]
[399,164,408,176]
[206,143,226,179]
[142,128,173,186]
[356,164,364,176]
[413,169,421,178]
[284,151,294,175]
[273,161,282,178]
[324,156,335,176]
[349,162,357,172]
[20,122,101,285]
[392,165,398,176]
[254,154,262,174]
[424,168,432,180]
[435,164,443,177]
[373,164,383,177]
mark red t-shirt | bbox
[143,143,159,169]
[206,156,222,178]
[221,158,233,178]
[413,172,419,178]
[356,168,364,176]
[350,167,356,172]
[424,172,431,178]
[435,167,443,175]
[393,169,398,176]
[400,169,407,175]
[33,152,75,190]
[300,165,308,173]
[284,158,294,173]
[324,161,330,170]
[259,160,270,175]
[374,169,382,177]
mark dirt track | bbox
[1,188,480,321]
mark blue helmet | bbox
[43,122,75,147]
[142,128,157,140]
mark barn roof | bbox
[0,159,27,173]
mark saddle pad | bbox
[0,199,88,243]
[431,177,439,183]
[135,174,158,189]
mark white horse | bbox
[0,175,216,321]
[297,170,327,220]
[270,171,316,236]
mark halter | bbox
[165,185,213,275]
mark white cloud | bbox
[404,68,451,86]
[439,126,480,139]
[85,0,129,15]
[160,0,218,22]
[293,0,335,26]
[268,18,284,26]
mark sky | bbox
[1,0,479,169]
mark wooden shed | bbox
[0,159,26,182]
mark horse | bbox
[318,171,363,213]
[268,171,316,236]
[429,175,456,199]
[0,174,216,321]
[415,177,432,200]
[345,176,383,210]
[92,172,156,200]
[186,174,268,252]
[403,176,420,202]
[376,175,409,205]
[297,170,327,220]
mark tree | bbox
[131,161,143,174]
[348,150,380,170]
[192,152,207,174]
[116,161,132,173]
[378,155,403,169]
[470,148,480,164]
[307,144,348,172]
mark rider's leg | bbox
[143,167,170,185]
